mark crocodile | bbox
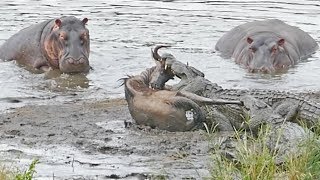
[152,47,320,131]
[151,45,320,162]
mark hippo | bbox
[0,16,90,73]
[215,19,319,73]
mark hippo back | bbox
[0,20,51,65]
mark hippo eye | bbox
[271,46,277,53]
[249,47,256,52]
[59,33,67,41]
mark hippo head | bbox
[243,36,293,73]
[149,45,175,89]
[44,17,90,73]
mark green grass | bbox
[209,122,320,180]
[0,159,38,180]
[0,166,15,180]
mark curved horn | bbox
[152,45,170,61]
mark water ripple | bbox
[0,0,319,111]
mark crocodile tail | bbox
[171,96,205,129]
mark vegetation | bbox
[0,159,38,180]
[208,122,320,180]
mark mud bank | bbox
[0,98,212,179]
[1,91,320,179]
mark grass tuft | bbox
[0,159,39,180]
[15,159,39,180]
[209,122,320,180]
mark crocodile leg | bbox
[271,100,299,123]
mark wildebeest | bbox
[123,45,243,131]
[215,19,319,73]
[0,16,90,73]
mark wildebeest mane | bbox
[120,66,157,103]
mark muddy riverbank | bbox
[1,92,319,179]
[0,98,215,179]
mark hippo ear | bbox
[247,37,253,44]
[277,38,285,46]
[82,18,88,25]
[55,19,62,28]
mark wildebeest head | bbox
[242,36,293,73]
[44,16,90,73]
[150,45,175,89]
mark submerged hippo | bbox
[0,16,90,73]
[215,19,319,73]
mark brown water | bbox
[0,0,319,111]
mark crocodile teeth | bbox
[165,64,168,70]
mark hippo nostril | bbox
[79,58,85,64]
[248,68,255,73]
[258,67,272,73]
[68,58,75,64]
[66,57,87,65]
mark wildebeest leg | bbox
[177,90,243,106]
[171,96,205,130]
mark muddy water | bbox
[0,0,319,111]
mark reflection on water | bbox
[43,74,89,92]
[0,0,319,110]
[43,70,90,90]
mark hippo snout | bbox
[60,57,90,73]
[66,57,86,65]
[248,66,275,73]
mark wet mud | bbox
[0,98,212,179]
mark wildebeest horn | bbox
[152,45,170,61]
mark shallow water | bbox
[0,0,319,109]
